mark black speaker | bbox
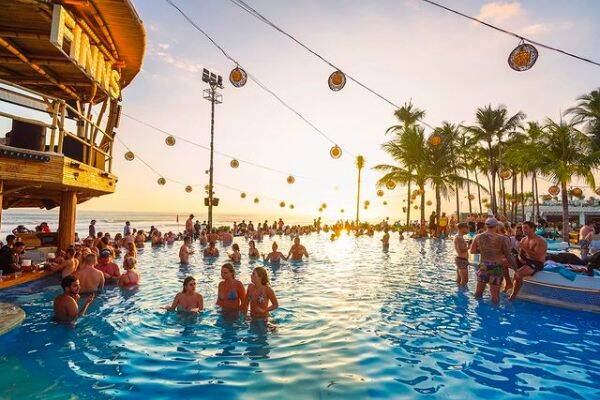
[9,120,46,151]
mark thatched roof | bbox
[0,0,146,102]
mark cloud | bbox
[157,43,170,50]
[476,1,522,23]
[519,23,550,36]
[153,51,203,73]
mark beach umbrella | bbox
[165,135,176,146]
[230,159,239,168]
[508,41,538,71]
[124,151,135,161]
[328,70,346,91]
[330,145,342,159]
[229,66,248,87]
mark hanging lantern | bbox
[321,203,327,209]
[508,41,538,72]
[124,151,135,161]
[240,192,247,199]
[386,181,396,190]
[511,198,518,204]
[319,207,323,212]
[229,66,248,87]
[414,205,418,210]
[542,194,552,201]
[204,184,212,193]
[595,188,600,196]
[157,177,166,186]
[290,204,295,209]
[364,200,370,206]
[418,189,425,196]
[548,185,560,196]
[340,208,345,213]
[383,201,388,206]
[230,159,239,168]
[428,133,442,146]
[426,200,432,206]
[364,205,369,210]
[253,197,260,204]
[482,198,488,203]
[165,135,176,146]
[279,201,286,208]
[185,185,193,193]
[499,169,512,180]
[377,190,384,197]
[468,194,476,201]
[571,187,583,198]
[328,70,346,91]
[287,175,295,184]
[330,145,342,159]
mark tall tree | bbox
[566,88,600,147]
[355,155,365,224]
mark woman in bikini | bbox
[243,266,278,318]
[262,242,287,265]
[216,263,246,311]
[228,243,241,264]
[166,276,204,312]
[248,240,260,259]
[118,257,140,287]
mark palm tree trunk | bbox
[491,169,498,215]
[435,184,441,234]
[561,181,570,242]
[531,174,536,221]
[465,169,472,213]
[455,182,460,221]
[356,169,362,224]
[406,180,411,226]
[534,173,540,221]
[520,172,525,222]
[500,173,507,216]
[420,186,426,235]
[475,172,483,214]
[511,172,517,222]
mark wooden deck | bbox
[0,269,56,290]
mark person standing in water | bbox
[53,275,95,323]
[287,237,308,261]
[381,228,390,251]
[243,266,278,318]
[118,257,140,287]
[185,214,194,237]
[179,236,194,264]
[248,240,260,259]
[263,242,287,264]
[453,222,470,286]
[166,276,203,312]
[217,263,246,311]
[228,243,241,264]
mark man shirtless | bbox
[51,247,78,278]
[75,253,105,293]
[470,218,516,304]
[453,222,469,286]
[185,214,195,238]
[381,229,390,251]
[509,221,547,301]
[287,237,309,261]
[203,241,219,258]
[53,275,95,323]
[179,237,194,264]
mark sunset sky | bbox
[13,0,600,221]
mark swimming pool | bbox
[1,234,598,399]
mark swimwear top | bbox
[122,270,139,286]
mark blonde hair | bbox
[253,266,270,286]
[123,257,137,270]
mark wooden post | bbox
[58,191,77,251]
[0,180,3,232]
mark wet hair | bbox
[523,221,536,229]
[272,242,278,250]
[222,263,235,277]
[182,276,195,292]
[249,240,255,248]
[123,257,137,270]
[457,222,468,229]
[253,266,270,286]
[6,234,15,242]
[232,243,239,251]
[84,253,97,265]
[61,275,77,291]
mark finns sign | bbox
[50,5,121,100]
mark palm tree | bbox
[464,105,525,215]
[537,119,600,241]
[355,155,365,224]
[566,88,600,146]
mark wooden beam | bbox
[0,30,48,40]
[0,180,3,230]
[0,184,41,197]
[58,190,77,250]
[14,80,92,87]
[0,56,73,67]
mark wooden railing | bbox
[0,78,115,173]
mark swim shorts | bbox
[455,257,469,270]
[477,261,503,286]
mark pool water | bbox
[1,234,598,399]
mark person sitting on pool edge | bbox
[53,275,95,323]
[243,266,278,318]
[263,242,287,265]
[287,237,308,261]
[509,221,547,302]
[118,257,140,288]
[203,241,219,258]
[217,263,246,311]
[179,236,194,264]
[166,276,203,312]
[75,253,105,294]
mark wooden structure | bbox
[0,0,145,251]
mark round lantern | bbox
[414,205,418,210]
[240,192,247,199]
[595,187,600,196]
[499,169,512,180]
[124,151,135,161]
[364,200,370,206]
[165,135,176,146]
[571,187,583,198]
[468,194,476,201]
[287,175,295,185]
[386,181,396,190]
[340,208,345,213]
[319,207,323,213]
[364,205,369,210]
[548,185,560,196]
[508,42,538,72]
[330,145,342,159]
[280,201,286,208]
[229,66,247,87]
[185,185,193,193]
[290,204,295,209]
[157,177,166,186]
[426,200,432,206]
[328,70,346,91]
[321,203,327,209]
[230,159,239,168]
[383,201,388,206]
[428,134,442,146]
[253,197,260,204]
[377,189,384,197]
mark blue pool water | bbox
[1,234,599,399]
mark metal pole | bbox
[208,84,216,230]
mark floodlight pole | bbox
[203,80,223,231]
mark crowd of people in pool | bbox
[1,211,597,323]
